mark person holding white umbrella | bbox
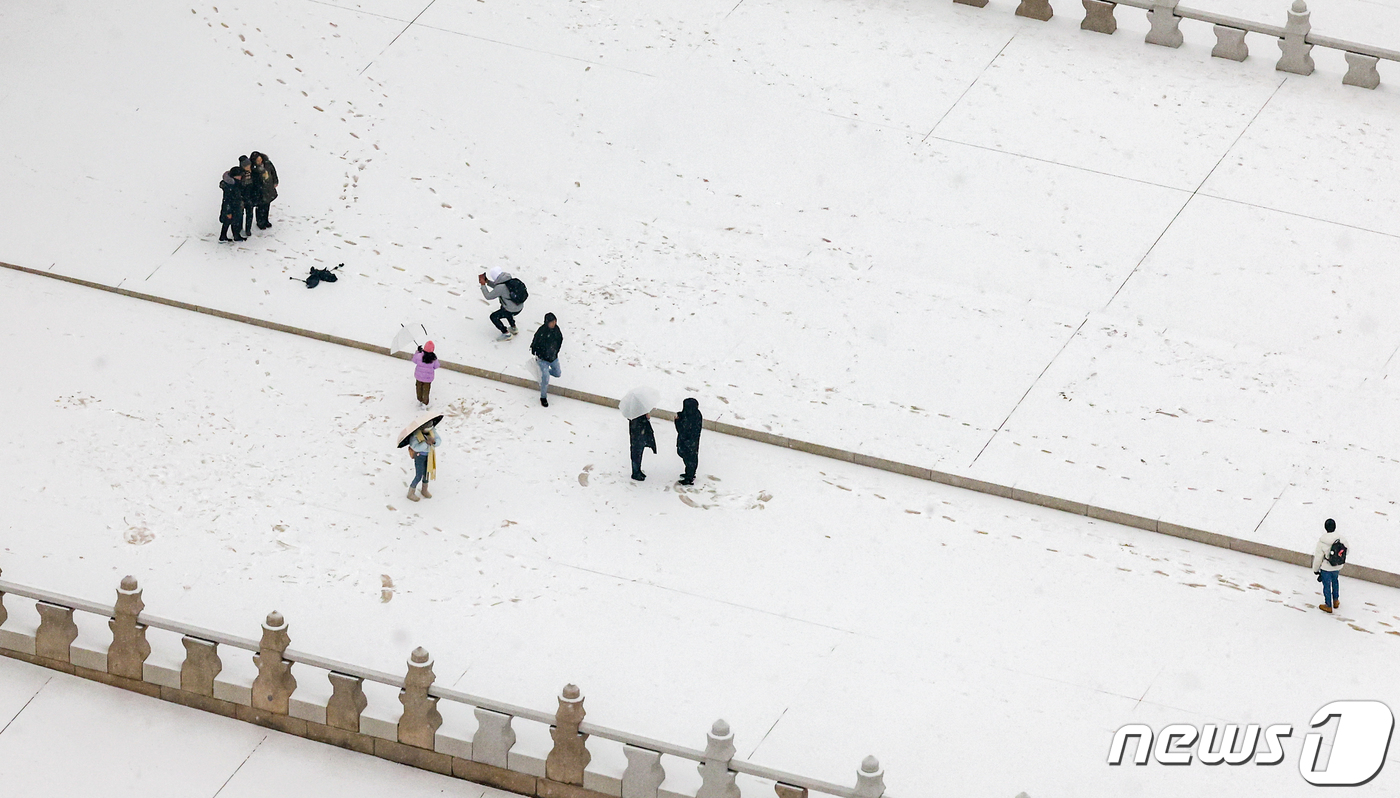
[621,387,660,481]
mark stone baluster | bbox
[1017,0,1054,21]
[1144,0,1184,47]
[181,636,223,695]
[107,576,151,680]
[1081,0,1117,34]
[774,785,808,798]
[1343,53,1381,88]
[251,610,296,714]
[1276,0,1314,74]
[0,567,7,628]
[546,683,591,784]
[1212,26,1249,61]
[327,672,369,732]
[397,647,443,748]
[954,0,990,9]
[622,745,666,798]
[35,602,78,662]
[696,719,740,798]
[472,707,517,768]
[853,756,885,798]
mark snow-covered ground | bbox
[3,0,1400,794]
[4,0,1400,572]
[5,267,1400,796]
[0,654,513,798]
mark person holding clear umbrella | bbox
[621,387,660,481]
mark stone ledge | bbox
[3,258,1398,590]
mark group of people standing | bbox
[218,152,279,242]
[404,270,705,487]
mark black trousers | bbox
[631,447,646,477]
[220,220,241,240]
[490,307,518,333]
[241,203,256,234]
[680,451,698,481]
[255,202,272,228]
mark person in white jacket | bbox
[1311,518,1349,614]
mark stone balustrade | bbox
[0,570,888,798]
[960,0,1398,90]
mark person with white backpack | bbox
[1312,518,1349,613]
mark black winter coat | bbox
[530,324,563,362]
[629,415,657,455]
[249,155,278,203]
[674,398,702,456]
[219,173,242,222]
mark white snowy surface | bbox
[4,0,1400,576]
[4,269,1400,795]
[4,0,1400,794]
[0,655,512,798]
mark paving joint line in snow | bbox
[1101,76,1288,310]
[1195,189,1400,243]
[211,735,268,798]
[5,259,1400,591]
[0,675,52,738]
[926,133,1190,194]
[411,23,657,77]
[921,34,1016,144]
[969,313,1089,467]
[305,0,411,23]
[360,0,438,75]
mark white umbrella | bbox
[390,324,427,355]
[619,386,660,420]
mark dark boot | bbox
[631,472,646,481]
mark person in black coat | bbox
[529,313,563,407]
[248,151,279,230]
[219,167,247,242]
[629,413,657,481]
[674,397,703,485]
[237,156,258,237]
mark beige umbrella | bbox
[396,411,444,448]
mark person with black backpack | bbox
[479,266,528,340]
[1312,518,1349,613]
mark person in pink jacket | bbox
[412,341,440,406]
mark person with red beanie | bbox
[412,340,440,406]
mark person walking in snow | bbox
[219,166,247,242]
[406,423,442,501]
[674,397,703,486]
[1313,518,1349,613]
[530,313,563,407]
[412,341,439,407]
[248,151,279,230]
[478,267,527,340]
[629,413,657,481]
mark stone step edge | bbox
[4,259,1392,590]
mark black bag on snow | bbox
[504,277,528,304]
[1327,539,1348,567]
[295,263,343,289]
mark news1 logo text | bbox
[1108,701,1395,786]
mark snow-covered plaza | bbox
[3,0,1400,795]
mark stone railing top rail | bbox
[971,0,1397,88]
[0,575,888,798]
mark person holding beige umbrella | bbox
[397,412,444,501]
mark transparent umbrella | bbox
[390,323,427,355]
[619,386,660,420]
